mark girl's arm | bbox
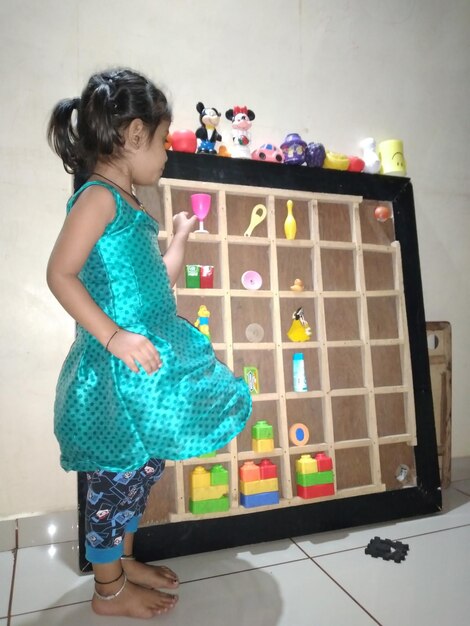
[47,186,161,374]
[163,212,197,286]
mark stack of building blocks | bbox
[296,453,335,498]
[252,420,274,452]
[189,464,229,514]
[239,459,279,507]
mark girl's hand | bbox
[107,329,162,374]
[172,211,197,239]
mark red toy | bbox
[347,156,365,172]
[171,129,197,153]
[374,205,392,222]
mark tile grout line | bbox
[289,520,470,558]
[8,599,91,620]
[310,558,384,625]
[6,520,19,626]
[290,538,383,625]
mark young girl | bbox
[47,68,252,620]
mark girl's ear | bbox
[126,118,145,148]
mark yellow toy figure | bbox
[284,199,297,240]
[287,307,312,342]
[194,305,211,340]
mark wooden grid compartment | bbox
[141,178,417,523]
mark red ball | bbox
[374,205,392,222]
[171,129,197,153]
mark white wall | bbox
[1,0,469,518]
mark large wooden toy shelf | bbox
[77,154,441,568]
[140,176,417,525]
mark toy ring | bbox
[289,423,310,446]
[244,204,267,237]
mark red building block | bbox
[315,452,333,471]
[297,483,335,499]
[259,459,277,480]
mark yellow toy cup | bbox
[378,139,407,176]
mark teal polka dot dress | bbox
[54,181,252,472]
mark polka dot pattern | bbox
[54,182,252,472]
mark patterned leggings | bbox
[85,458,165,563]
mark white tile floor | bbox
[2,474,470,625]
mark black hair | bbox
[47,68,172,174]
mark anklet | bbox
[94,569,124,585]
[94,573,127,601]
[120,553,136,561]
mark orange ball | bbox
[374,205,392,222]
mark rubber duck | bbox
[194,305,211,340]
[287,307,312,342]
[290,278,305,292]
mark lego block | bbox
[240,491,280,508]
[198,451,217,458]
[297,483,335,499]
[190,484,229,501]
[259,459,278,479]
[190,466,211,488]
[252,438,274,452]
[239,461,261,482]
[210,464,229,486]
[189,495,229,514]
[295,454,318,475]
[240,478,279,496]
[251,420,274,440]
[296,470,334,487]
[315,452,333,471]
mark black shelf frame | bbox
[77,152,440,572]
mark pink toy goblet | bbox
[190,193,211,233]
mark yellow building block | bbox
[295,454,318,475]
[190,484,229,502]
[240,478,279,495]
[252,438,275,453]
[190,466,211,488]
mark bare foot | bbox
[122,559,180,590]
[92,577,178,619]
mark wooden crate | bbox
[426,322,452,487]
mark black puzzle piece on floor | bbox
[365,536,409,563]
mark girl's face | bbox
[131,119,170,186]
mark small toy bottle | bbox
[284,200,297,239]
[293,353,307,392]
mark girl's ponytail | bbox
[81,82,122,159]
[47,97,83,174]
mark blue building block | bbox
[240,491,280,508]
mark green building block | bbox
[296,470,334,487]
[199,451,217,458]
[210,464,229,486]
[251,420,273,440]
[189,495,229,514]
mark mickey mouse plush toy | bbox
[195,102,222,154]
